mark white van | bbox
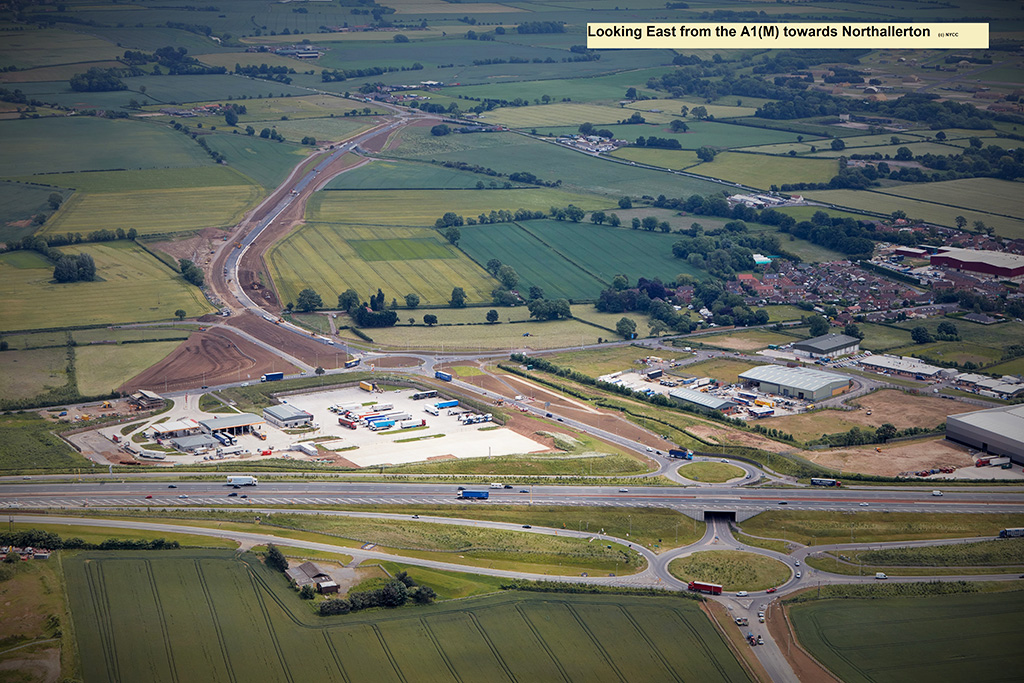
[875,572,888,580]
[489,482,504,489]
[932,490,943,496]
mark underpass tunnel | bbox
[703,510,738,523]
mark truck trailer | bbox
[369,420,395,431]
[435,400,459,409]
[261,372,284,382]
[400,419,426,429]
[457,490,489,500]
[338,417,358,429]
[668,449,694,460]
[687,581,723,595]
[434,371,452,382]
[226,475,258,486]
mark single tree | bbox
[423,314,438,326]
[175,309,187,320]
[955,215,967,229]
[843,322,863,339]
[443,226,461,246]
[299,584,316,599]
[808,314,830,337]
[485,258,502,275]
[296,288,322,312]
[412,586,437,604]
[528,285,544,300]
[449,287,466,308]
[618,197,632,209]
[937,321,958,339]
[404,293,420,309]
[486,309,499,323]
[265,544,289,573]
[616,317,637,339]
[338,288,360,312]
[497,264,519,290]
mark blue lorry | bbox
[457,490,489,500]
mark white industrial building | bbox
[263,404,314,429]
[792,333,861,359]
[946,405,1024,462]
[738,365,852,402]
[858,355,943,379]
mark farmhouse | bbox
[792,333,861,359]
[263,404,314,429]
[930,247,1024,279]
[858,355,943,379]
[946,404,1024,462]
[198,413,264,436]
[738,365,852,402]
[286,562,338,593]
[668,387,737,413]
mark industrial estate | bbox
[1,0,1023,681]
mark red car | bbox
[766,587,777,594]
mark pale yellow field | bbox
[43,186,260,235]
[267,224,496,308]
[690,152,838,188]
[622,100,757,119]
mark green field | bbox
[76,341,185,395]
[268,223,494,308]
[387,127,725,198]
[336,316,623,352]
[458,220,707,301]
[545,345,655,378]
[983,356,1024,376]
[668,550,790,591]
[43,185,259,236]
[856,323,914,351]
[537,121,810,151]
[698,329,798,351]
[677,461,746,483]
[610,147,701,169]
[741,511,1024,546]
[0,242,213,332]
[482,102,672,128]
[447,69,675,104]
[15,166,253,194]
[245,116,374,144]
[893,318,1024,348]
[307,188,607,225]
[204,133,312,189]
[804,189,1024,239]
[0,346,69,402]
[677,358,762,385]
[0,413,90,470]
[877,177,1024,220]
[0,117,211,176]
[326,160,500,190]
[791,591,1024,683]
[888,341,1003,367]
[689,152,838,188]
[66,550,750,683]
[0,180,68,243]
[0,27,123,69]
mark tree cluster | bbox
[0,530,180,551]
[527,298,571,320]
[69,67,128,92]
[318,572,435,616]
[321,64,421,82]
[53,253,96,283]
[634,136,682,150]
[265,544,289,573]
[178,259,205,287]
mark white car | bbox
[795,560,800,566]
[618,488,629,493]
[720,458,729,463]
[795,571,802,579]
[177,494,188,499]
[859,502,869,507]
[736,591,748,597]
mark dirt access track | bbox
[123,328,294,393]
[228,311,347,368]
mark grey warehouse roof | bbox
[668,387,736,410]
[739,365,850,392]
[264,404,313,420]
[948,404,1024,437]
[793,334,860,354]
[170,434,217,450]
[199,413,265,430]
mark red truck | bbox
[688,581,723,595]
[338,417,357,429]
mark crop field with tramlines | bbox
[66,549,750,683]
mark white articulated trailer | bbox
[226,475,258,486]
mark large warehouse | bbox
[930,247,1024,279]
[738,365,852,402]
[946,405,1024,462]
[793,333,860,359]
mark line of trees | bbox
[318,571,435,616]
[0,529,180,551]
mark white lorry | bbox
[226,475,258,486]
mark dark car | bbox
[228,492,237,497]
[240,495,248,499]
[778,501,788,505]
[557,418,564,422]
[168,484,177,489]
[522,525,532,529]
[504,484,513,489]
[519,489,529,493]
[546,413,553,418]
[457,486,466,491]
